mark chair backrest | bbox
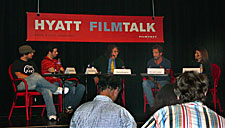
[9,64,17,93]
[211,63,221,88]
[170,69,176,84]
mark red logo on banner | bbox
[27,12,164,43]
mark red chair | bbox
[8,64,61,120]
[143,88,159,112]
[170,69,176,84]
[122,78,126,107]
[209,63,222,113]
[143,69,176,112]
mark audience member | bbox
[142,71,225,128]
[70,75,137,128]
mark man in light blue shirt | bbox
[70,75,137,128]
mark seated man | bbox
[12,45,69,121]
[91,44,125,104]
[70,75,137,128]
[41,46,85,114]
[91,44,124,85]
[142,44,171,107]
[142,71,225,128]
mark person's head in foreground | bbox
[174,71,208,103]
[97,75,122,101]
[70,75,137,128]
[142,71,225,128]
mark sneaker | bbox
[48,115,57,121]
[65,106,74,114]
[53,87,69,95]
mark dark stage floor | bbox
[1,107,224,128]
[0,109,147,128]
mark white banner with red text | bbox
[27,12,164,43]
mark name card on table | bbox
[65,67,76,74]
[85,67,98,74]
[113,69,131,74]
[182,68,200,73]
[147,68,164,74]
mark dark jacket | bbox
[92,56,124,74]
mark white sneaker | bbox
[48,115,57,121]
[53,87,69,95]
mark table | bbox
[43,73,98,103]
[140,73,169,77]
[43,73,136,107]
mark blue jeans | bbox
[142,79,170,107]
[17,73,58,117]
[54,81,85,109]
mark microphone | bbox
[112,55,116,59]
[57,58,61,65]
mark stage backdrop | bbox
[27,12,164,43]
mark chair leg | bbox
[96,84,99,94]
[41,107,45,116]
[143,94,147,113]
[29,96,33,118]
[26,96,30,120]
[144,99,146,113]
[213,93,217,112]
[218,99,222,113]
[122,78,125,107]
[8,96,17,120]
[58,95,62,112]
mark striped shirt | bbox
[70,95,137,128]
[142,101,225,128]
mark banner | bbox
[27,12,164,43]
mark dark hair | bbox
[152,44,163,53]
[175,71,209,103]
[151,84,179,114]
[98,75,121,93]
[45,46,57,55]
[196,47,209,63]
[105,44,119,58]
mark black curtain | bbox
[1,0,225,119]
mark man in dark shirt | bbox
[11,45,69,121]
[92,44,124,85]
[142,45,171,107]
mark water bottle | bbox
[200,64,203,73]
[57,58,61,65]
